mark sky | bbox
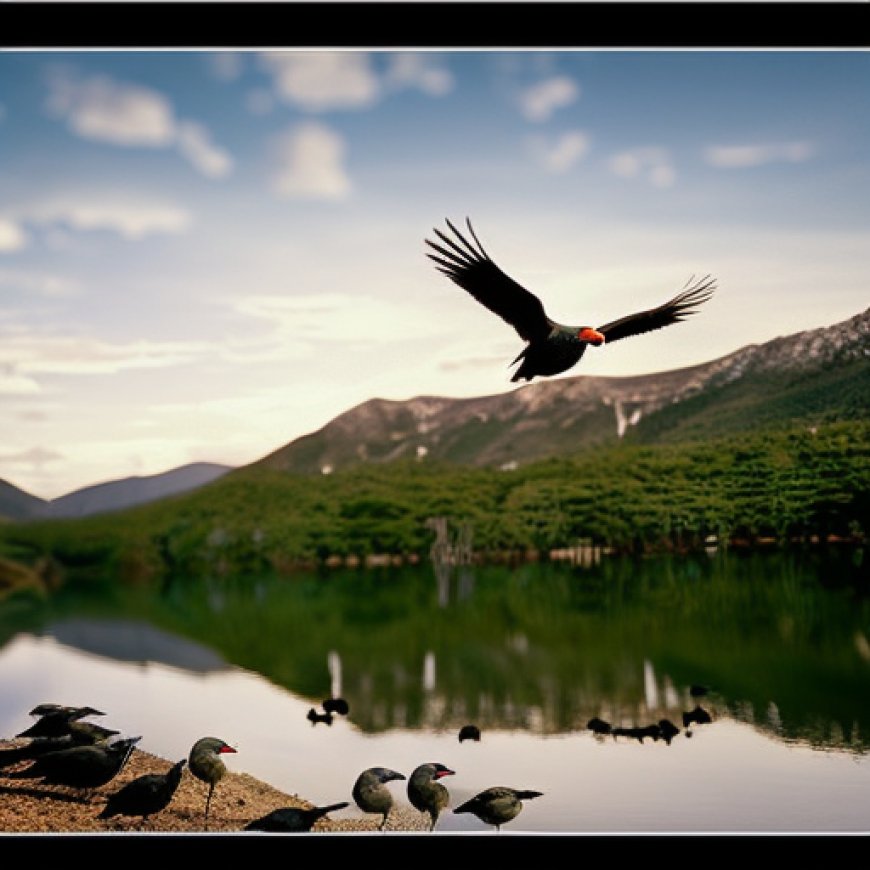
[0,49,868,500]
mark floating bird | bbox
[188,737,237,828]
[307,708,334,726]
[426,218,715,383]
[98,759,186,827]
[682,705,712,728]
[658,719,681,745]
[407,762,455,831]
[352,766,406,831]
[586,717,612,736]
[3,735,140,797]
[15,705,105,740]
[322,698,349,716]
[0,721,120,769]
[612,724,661,743]
[453,786,543,832]
[458,724,481,743]
[244,801,350,832]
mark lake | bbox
[0,548,868,834]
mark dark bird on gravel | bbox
[15,705,105,739]
[426,218,715,383]
[3,735,140,796]
[244,801,350,832]
[407,762,455,831]
[586,717,612,736]
[453,786,543,832]
[352,766,406,831]
[683,705,712,728]
[322,698,349,716]
[458,724,481,743]
[658,719,681,745]
[97,759,186,826]
[307,708,333,726]
[0,721,120,769]
[188,736,237,828]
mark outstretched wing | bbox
[426,218,552,344]
[597,275,716,344]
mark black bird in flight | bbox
[426,218,715,383]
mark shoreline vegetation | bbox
[0,420,866,593]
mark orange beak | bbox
[578,328,605,346]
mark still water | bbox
[0,549,868,834]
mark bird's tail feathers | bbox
[314,801,350,817]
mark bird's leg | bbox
[204,782,214,830]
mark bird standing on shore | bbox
[244,800,350,832]
[15,705,105,740]
[351,766,406,831]
[407,762,455,831]
[188,736,237,828]
[98,759,186,827]
[3,735,141,799]
[453,786,543,832]
[426,218,715,383]
[0,721,120,769]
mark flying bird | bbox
[426,218,715,382]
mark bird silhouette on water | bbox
[322,698,349,716]
[98,759,186,827]
[454,786,543,832]
[15,705,105,740]
[611,724,661,743]
[352,767,406,831]
[426,218,715,382]
[407,762,455,831]
[586,717,612,736]
[244,801,350,832]
[458,724,481,743]
[683,705,713,728]
[307,708,333,726]
[3,735,141,799]
[690,684,710,698]
[188,737,237,828]
[658,719,681,745]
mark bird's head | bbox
[431,763,455,780]
[577,327,605,346]
[373,767,406,784]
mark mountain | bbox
[45,462,233,519]
[256,308,869,475]
[0,478,48,522]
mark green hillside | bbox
[0,420,865,585]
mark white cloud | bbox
[1,334,211,376]
[209,52,243,82]
[38,200,192,240]
[45,68,232,179]
[271,122,351,200]
[47,70,175,147]
[0,218,28,252]
[705,141,815,169]
[385,53,454,97]
[0,368,41,395]
[609,147,675,188]
[259,52,379,112]
[176,120,233,179]
[529,130,590,173]
[518,76,580,122]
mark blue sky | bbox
[1,49,868,499]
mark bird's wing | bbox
[596,275,716,344]
[426,218,552,343]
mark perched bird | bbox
[97,759,186,827]
[426,218,715,383]
[15,705,105,739]
[458,724,481,743]
[453,786,543,832]
[3,735,140,796]
[586,717,612,736]
[188,737,237,828]
[407,763,455,831]
[658,719,681,745]
[0,721,119,769]
[352,767,406,831]
[307,708,333,726]
[322,698,349,716]
[683,705,712,728]
[244,801,349,833]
